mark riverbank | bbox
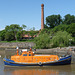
[0,42,35,49]
[0,42,75,62]
[0,47,75,63]
[0,42,75,55]
[0,46,75,56]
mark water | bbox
[0,50,75,75]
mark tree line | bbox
[0,24,38,41]
[45,14,75,37]
[45,14,75,28]
[34,14,75,48]
[0,14,75,49]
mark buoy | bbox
[39,62,42,65]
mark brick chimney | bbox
[41,4,44,30]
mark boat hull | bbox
[3,55,71,66]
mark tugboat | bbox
[3,47,71,66]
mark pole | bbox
[16,47,19,55]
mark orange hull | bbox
[11,50,59,63]
[3,48,71,66]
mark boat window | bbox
[29,54,31,56]
[23,54,27,56]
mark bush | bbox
[5,32,14,41]
[16,31,23,41]
[0,30,6,41]
[51,31,74,47]
[34,33,51,49]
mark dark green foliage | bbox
[67,23,75,37]
[5,32,14,41]
[34,31,74,49]
[5,24,23,41]
[0,14,75,48]
[0,24,39,41]
[16,31,23,41]
[39,29,49,35]
[63,14,75,24]
[29,30,36,38]
[53,24,69,32]
[34,33,51,49]
[45,14,75,29]
[51,31,74,47]
[0,30,6,41]
[46,14,62,28]
[5,24,22,32]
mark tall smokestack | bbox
[41,4,44,30]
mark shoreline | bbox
[0,46,74,55]
[0,46,75,62]
[0,42,75,58]
[0,42,35,49]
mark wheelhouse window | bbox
[23,54,27,56]
[29,54,31,56]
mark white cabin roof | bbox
[22,49,27,52]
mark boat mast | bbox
[16,47,19,55]
[30,48,32,51]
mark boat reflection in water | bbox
[12,69,59,75]
[4,68,59,75]
[4,65,72,75]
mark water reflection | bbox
[4,69,58,75]
[0,57,75,75]
[0,50,75,75]
[4,65,72,75]
[0,58,4,75]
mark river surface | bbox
[0,50,75,75]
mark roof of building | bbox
[23,34,36,38]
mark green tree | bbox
[63,14,75,24]
[46,14,62,28]
[51,31,74,47]
[67,23,75,37]
[5,24,23,41]
[53,24,69,32]
[22,24,27,30]
[5,31,14,41]
[16,31,23,41]
[29,27,37,39]
[0,30,6,41]
[29,30,35,39]
[34,33,51,49]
